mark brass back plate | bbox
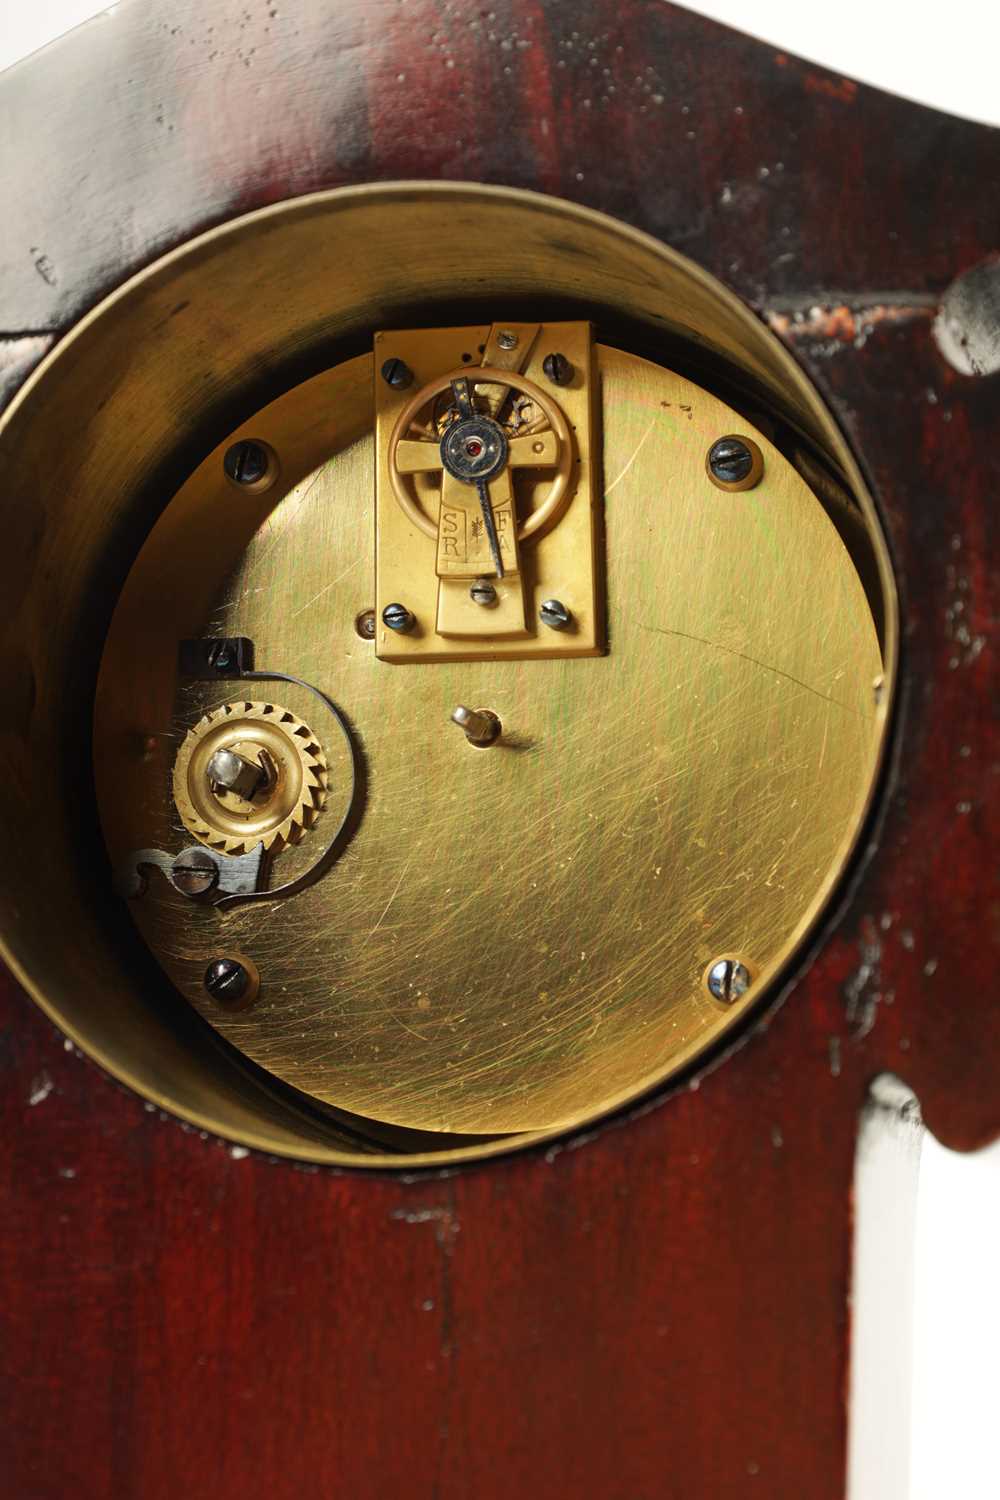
[94,345,883,1136]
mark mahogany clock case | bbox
[0,4,997,1499]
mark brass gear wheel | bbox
[172,700,328,856]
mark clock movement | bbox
[7,186,892,1160]
[1,3,996,1496]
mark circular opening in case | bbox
[0,183,896,1166]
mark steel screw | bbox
[380,358,413,390]
[171,848,219,898]
[497,330,519,351]
[204,957,251,1004]
[539,599,572,631]
[223,439,271,487]
[706,958,752,1004]
[355,608,376,640]
[207,641,235,673]
[707,436,759,488]
[382,602,416,633]
[470,579,498,607]
[542,352,573,387]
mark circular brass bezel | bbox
[0,182,897,1167]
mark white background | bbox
[3,4,999,1497]
[4,0,1000,125]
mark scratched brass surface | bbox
[95,345,883,1135]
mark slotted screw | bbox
[380,358,413,389]
[382,602,416,633]
[706,958,752,1004]
[171,849,219,898]
[470,580,498,606]
[204,958,251,1004]
[707,437,759,487]
[539,599,572,631]
[223,440,271,486]
[206,641,235,673]
[542,352,573,386]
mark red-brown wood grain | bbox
[1,3,997,1497]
